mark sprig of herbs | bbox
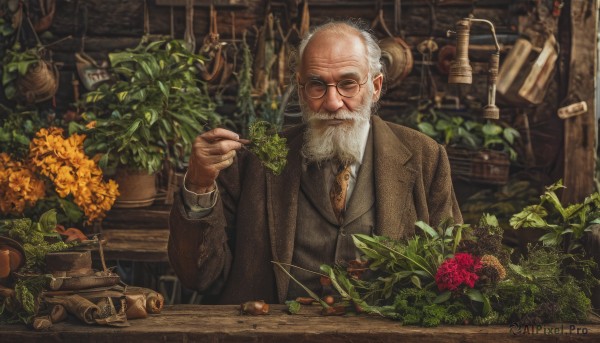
[247,120,288,175]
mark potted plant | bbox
[403,106,520,185]
[1,42,59,104]
[76,39,222,207]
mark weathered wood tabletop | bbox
[1,304,598,342]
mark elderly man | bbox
[168,21,462,304]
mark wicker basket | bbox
[445,147,510,185]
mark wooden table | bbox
[1,305,598,342]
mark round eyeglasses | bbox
[299,78,368,99]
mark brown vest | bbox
[287,132,375,299]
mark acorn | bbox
[240,300,270,315]
[321,295,335,306]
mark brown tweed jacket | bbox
[168,115,462,304]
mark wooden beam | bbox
[155,0,248,7]
[562,0,597,203]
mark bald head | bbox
[297,21,383,79]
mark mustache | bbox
[305,109,368,123]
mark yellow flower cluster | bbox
[0,153,45,215]
[0,127,119,224]
[28,127,119,223]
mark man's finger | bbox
[213,157,235,170]
[194,140,242,155]
[200,128,240,142]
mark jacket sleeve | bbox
[427,144,463,225]
[167,154,244,293]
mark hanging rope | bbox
[199,5,224,82]
[14,10,59,104]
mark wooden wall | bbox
[5,0,597,204]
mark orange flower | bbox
[2,127,118,223]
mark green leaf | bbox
[37,209,58,233]
[157,80,169,97]
[433,291,451,304]
[481,294,492,316]
[465,288,484,302]
[17,60,35,76]
[415,221,438,239]
[417,122,438,137]
[410,275,422,289]
[482,122,503,136]
[503,128,520,144]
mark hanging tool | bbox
[199,5,226,82]
[183,0,196,52]
[448,17,501,119]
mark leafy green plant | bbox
[509,180,600,253]
[278,209,598,326]
[0,210,78,324]
[0,43,44,100]
[78,39,222,174]
[0,104,43,159]
[405,107,520,160]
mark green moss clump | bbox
[248,121,288,175]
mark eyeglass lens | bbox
[304,79,361,99]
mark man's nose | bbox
[321,85,344,112]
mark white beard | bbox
[300,96,373,166]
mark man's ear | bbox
[372,73,383,100]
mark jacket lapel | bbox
[266,126,304,303]
[344,129,375,225]
[372,116,417,240]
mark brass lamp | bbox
[448,17,501,119]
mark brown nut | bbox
[240,300,269,315]
[321,295,335,306]
[295,297,315,305]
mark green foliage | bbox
[509,180,600,252]
[281,209,597,326]
[461,178,541,229]
[402,106,520,160]
[392,288,473,326]
[1,209,76,272]
[0,104,43,159]
[350,219,467,301]
[1,210,77,324]
[248,121,288,175]
[498,246,594,323]
[12,275,48,324]
[78,39,221,173]
[1,43,42,100]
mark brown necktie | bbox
[330,163,351,223]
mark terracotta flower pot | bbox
[112,169,157,208]
[0,237,25,283]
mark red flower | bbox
[435,253,482,291]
